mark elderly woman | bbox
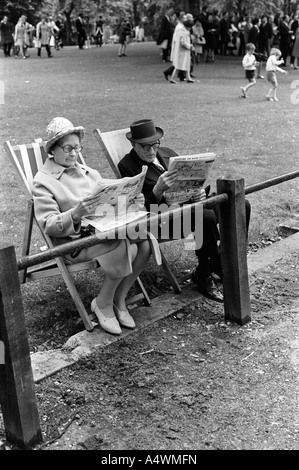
[33,117,154,336]
[169,13,194,83]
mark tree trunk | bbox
[63,0,75,45]
[132,1,140,26]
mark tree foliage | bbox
[0,0,45,24]
[2,0,298,36]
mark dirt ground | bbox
[1,247,298,451]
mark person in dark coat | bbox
[76,13,86,49]
[119,119,229,303]
[248,17,264,78]
[219,11,230,55]
[0,15,13,57]
[203,13,219,62]
[117,19,132,56]
[119,120,251,303]
[258,15,273,57]
[278,15,292,65]
[156,8,174,62]
[289,13,299,66]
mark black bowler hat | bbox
[126,119,164,144]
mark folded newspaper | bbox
[82,165,148,232]
[164,153,215,204]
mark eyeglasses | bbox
[138,140,161,152]
[57,144,83,154]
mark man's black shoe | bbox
[198,276,223,303]
[163,71,169,81]
[192,270,223,303]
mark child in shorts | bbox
[240,43,258,98]
[265,48,287,101]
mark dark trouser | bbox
[280,41,290,65]
[195,208,221,280]
[164,64,186,81]
[238,34,245,56]
[153,198,250,281]
[96,34,103,46]
[156,206,221,279]
[162,47,170,61]
[195,200,251,280]
[78,32,86,49]
[37,44,51,57]
[221,39,229,55]
[3,42,12,57]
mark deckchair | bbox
[93,127,182,294]
[4,140,151,332]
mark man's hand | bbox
[152,169,178,201]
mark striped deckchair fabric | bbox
[93,128,131,178]
[4,141,48,197]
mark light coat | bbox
[36,21,51,45]
[14,22,25,46]
[33,158,101,241]
[170,23,192,71]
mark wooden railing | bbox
[1,173,298,449]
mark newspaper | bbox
[82,165,148,232]
[164,153,215,204]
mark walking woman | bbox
[14,16,27,59]
[169,13,194,83]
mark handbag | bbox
[159,39,168,49]
[34,38,41,48]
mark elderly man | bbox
[118,119,226,302]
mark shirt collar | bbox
[130,148,166,171]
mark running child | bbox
[265,48,288,102]
[240,42,259,98]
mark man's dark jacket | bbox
[156,15,173,46]
[118,147,177,210]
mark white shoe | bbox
[91,298,122,335]
[273,97,279,101]
[266,95,273,101]
[113,304,136,329]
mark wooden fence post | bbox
[0,243,42,449]
[217,178,251,325]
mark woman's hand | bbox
[134,193,145,209]
[71,195,104,222]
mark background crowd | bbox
[157,6,299,69]
[1,5,299,68]
[0,10,145,59]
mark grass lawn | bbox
[0,41,298,346]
